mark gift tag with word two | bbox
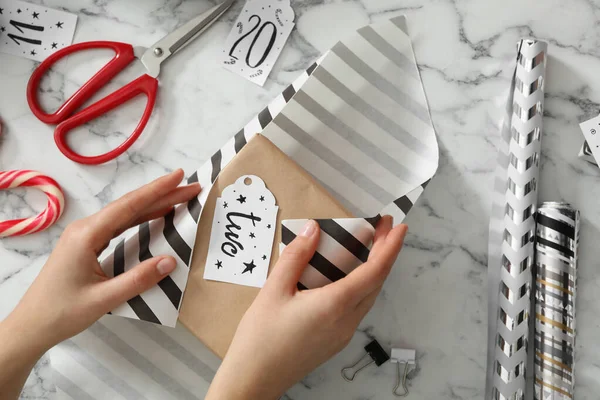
[204,175,278,288]
[220,0,295,86]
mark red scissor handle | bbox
[27,41,136,124]
[27,41,160,165]
[54,74,158,165]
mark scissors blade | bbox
[141,0,235,77]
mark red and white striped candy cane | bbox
[0,170,65,238]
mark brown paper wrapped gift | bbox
[179,134,353,359]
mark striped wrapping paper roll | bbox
[486,39,548,400]
[534,202,579,400]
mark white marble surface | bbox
[2,0,600,399]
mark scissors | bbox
[26,0,235,165]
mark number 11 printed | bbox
[0,0,77,62]
[221,0,295,86]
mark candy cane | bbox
[0,170,65,238]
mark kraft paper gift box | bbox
[179,134,353,358]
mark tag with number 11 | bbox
[0,0,77,62]
[221,0,294,86]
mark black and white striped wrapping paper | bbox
[49,15,440,399]
[98,61,317,327]
[99,15,439,328]
[534,202,579,400]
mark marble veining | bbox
[2,0,600,399]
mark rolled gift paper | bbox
[534,202,579,400]
[486,38,548,400]
[0,170,65,238]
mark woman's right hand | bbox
[206,216,407,400]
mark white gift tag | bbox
[0,0,77,62]
[580,114,600,167]
[220,0,294,86]
[204,175,278,288]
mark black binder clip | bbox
[341,340,390,382]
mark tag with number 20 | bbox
[220,0,294,86]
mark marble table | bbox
[2,0,600,399]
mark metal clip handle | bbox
[393,361,411,397]
[341,353,374,382]
[391,348,416,397]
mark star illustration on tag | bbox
[204,175,279,288]
[0,2,78,62]
[242,260,257,274]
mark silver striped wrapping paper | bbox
[534,202,579,400]
[486,39,548,400]
[97,15,439,327]
[49,16,440,399]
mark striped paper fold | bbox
[50,15,439,399]
[99,14,439,326]
[98,62,317,327]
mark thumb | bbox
[268,220,320,293]
[95,256,177,312]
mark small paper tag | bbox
[579,114,600,167]
[0,0,77,62]
[204,175,278,288]
[220,0,294,86]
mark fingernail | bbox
[157,258,176,275]
[300,220,317,237]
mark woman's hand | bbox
[206,216,407,400]
[0,169,200,400]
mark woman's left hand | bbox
[0,169,200,400]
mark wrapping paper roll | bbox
[486,39,548,400]
[534,202,579,400]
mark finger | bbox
[111,207,173,241]
[369,215,394,254]
[92,256,177,313]
[373,215,393,243]
[267,220,320,294]
[114,183,201,237]
[88,169,185,250]
[327,221,407,307]
[131,207,174,228]
[132,183,201,223]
